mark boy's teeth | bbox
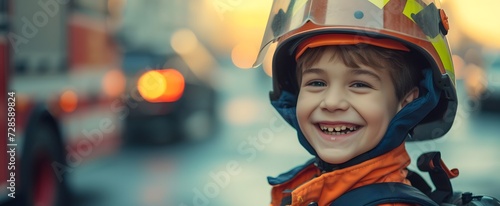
[320,124,360,135]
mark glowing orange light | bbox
[137,69,185,103]
[102,69,126,98]
[159,69,185,102]
[138,70,167,101]
[60,90,78,113]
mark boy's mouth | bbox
[318,123,361,135]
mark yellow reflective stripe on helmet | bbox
[402,0,424,21]
[368,0,391,9]
[402,0,455,82]
[432,36,455,81]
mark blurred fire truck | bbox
[0,0,218,205]
[1,0,123,205]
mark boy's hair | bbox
[296,44,422,101]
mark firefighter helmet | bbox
[254,0,457,144]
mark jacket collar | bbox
[270,144,411,206]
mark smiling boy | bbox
[296,43,420,165]
[253,0,459,205]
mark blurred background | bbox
[0,0,499,206]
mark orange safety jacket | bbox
[269,144,415,206]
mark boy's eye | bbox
[306,81,326,87]
[351,82,371,88]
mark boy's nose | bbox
[320,88,350,112]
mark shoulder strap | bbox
[417,152,459,204]
[330,183,439,206]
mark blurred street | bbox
[65,64,500,206]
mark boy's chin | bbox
[317,151,352,165]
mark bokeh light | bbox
[157,69,185,102]
[137,70,166,101]
[224,97,261,125]
[263,42,277,77]
[137,69,185,103]
[452,55,465,80]
[59,90,78,113]
[231,42,259,69]
[463,64,487,100]
[171,29,216,85]
[171,29,198,55]
[102,69,126,98]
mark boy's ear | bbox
[398,87,419,112]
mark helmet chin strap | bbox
[271,69,441,171]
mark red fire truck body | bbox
[1,1,122,205]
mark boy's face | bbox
[296,49,404,164]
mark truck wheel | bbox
[20,106,70,206]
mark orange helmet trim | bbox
[295,34,410,60]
